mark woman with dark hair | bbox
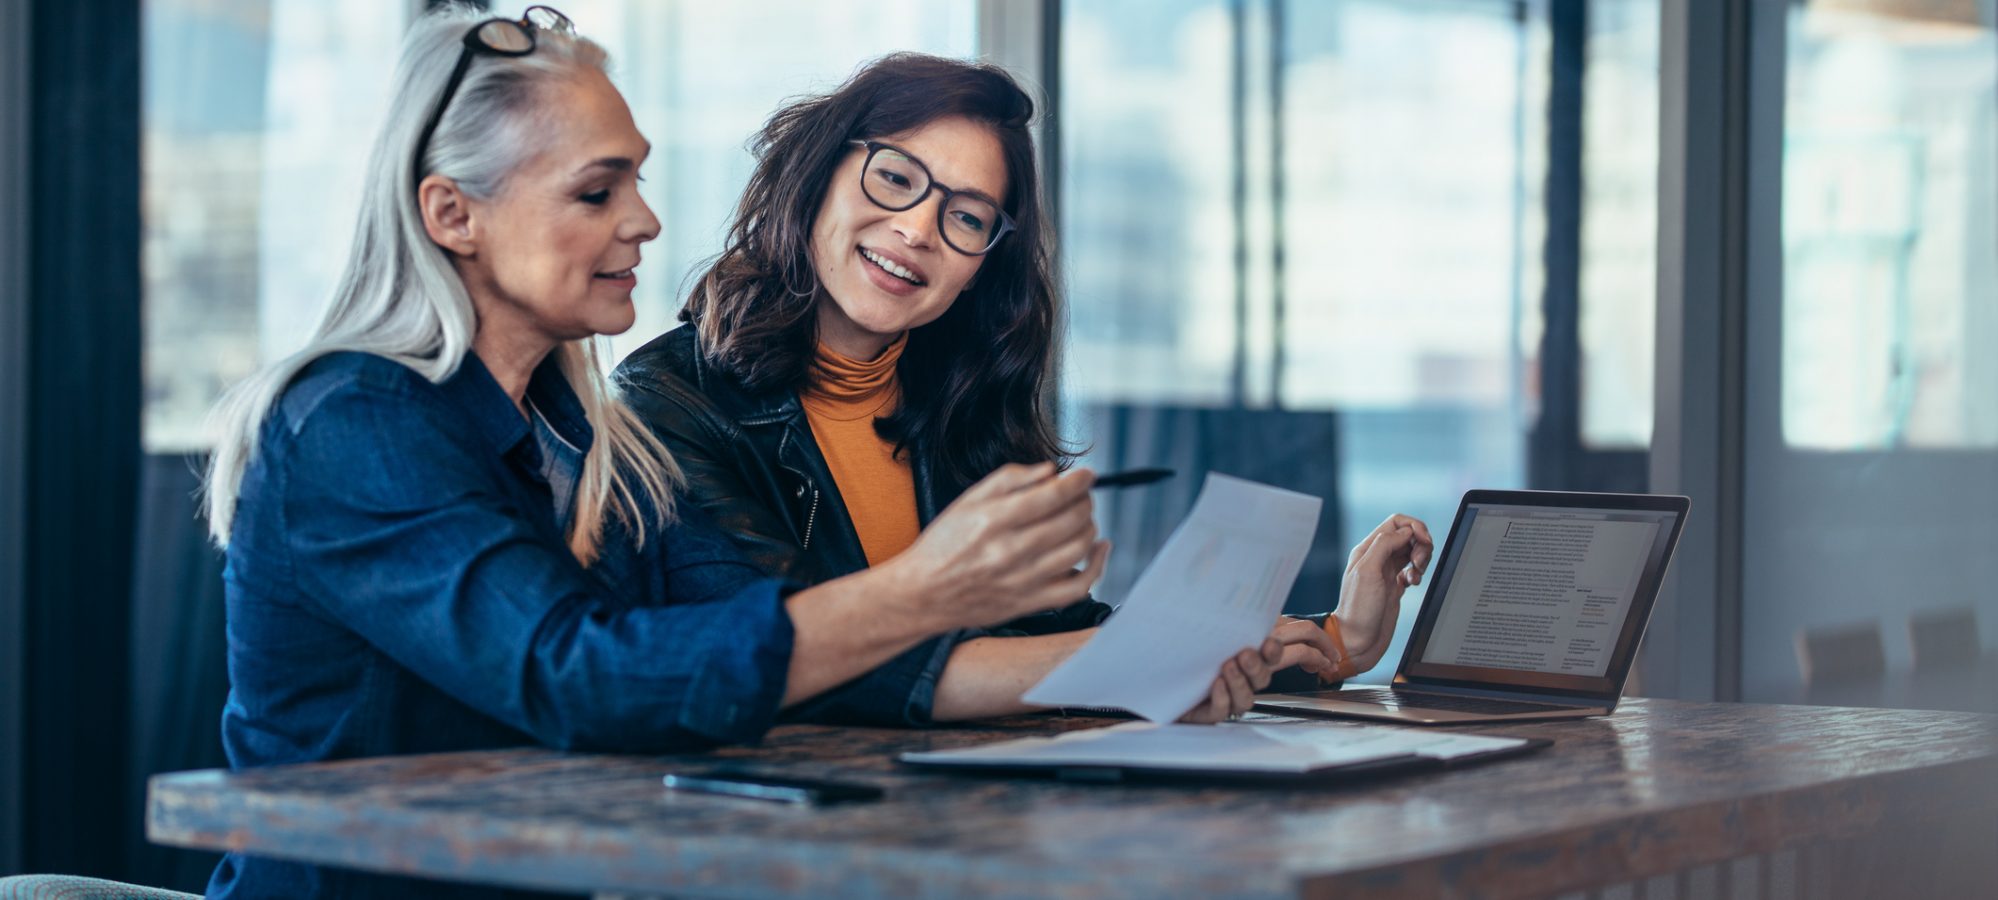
[616,53,1433,723]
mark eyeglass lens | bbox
[473,19,534,52]
[523,5,573,33]
[471,7,571,53]
[863,148,1003,254]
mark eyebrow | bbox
[955,183,1005,207]
[936,170,1005,207]
[573,157,634,176]
[572,143,652,177]
[879,142,1005,206]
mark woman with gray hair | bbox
[198,6,1163,897]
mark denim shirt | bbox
[209,350,931,900]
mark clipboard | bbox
[899,719,1551,784]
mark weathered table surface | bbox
[147,699,1998,899]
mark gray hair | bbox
[204,4,681,564]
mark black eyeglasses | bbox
[411,5,574,190]
[849,140,1015,256]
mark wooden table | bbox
[147,699,1998,899]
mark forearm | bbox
[780,563,948,707]
[930,629,1095,721]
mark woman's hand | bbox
[881,462,1109,632]
[1265,615,1342,676]
[1175,616,1350,723]
[1178,638,1285,723]
[1334,514,1434,671]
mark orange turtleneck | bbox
[802,334,920,566]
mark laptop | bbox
[1254,490,1690,725]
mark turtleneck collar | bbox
[803,332,907,421]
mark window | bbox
[1580,0,1659,449]
[142,0,975,451]
[1781,3,1998,450]
[1061,0,1659,673]
[144,0,405,451]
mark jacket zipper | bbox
[801,486,820,550]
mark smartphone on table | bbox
[662,769,884,806]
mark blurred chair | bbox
[1794,621,1887,687]
[1908,607,1981,674]
[0,875,198,899]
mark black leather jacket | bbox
[614,324,1113,637]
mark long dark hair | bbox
[682,53,1066,485]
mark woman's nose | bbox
[625,192,661,243]
[889,196,941,248]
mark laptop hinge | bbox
[1390,680,1610,709]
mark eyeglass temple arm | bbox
[411,49,479,190]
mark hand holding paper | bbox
[1022,474,1321,721]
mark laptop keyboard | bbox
[1337,688,1576,715]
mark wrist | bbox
[865,556,958,634]
[1322,615,1363,680]
[1330,613,1375,659]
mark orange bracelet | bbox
[1321,615,1361,680]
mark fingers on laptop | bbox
[1395,514,1436,585]
[1359,523,1415,579]
[1352,514,1433,587]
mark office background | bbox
[2,0,1993,891]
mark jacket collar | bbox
[685,334,806,426]
[638,323,967,521]
[441,351,595,456]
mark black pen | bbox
[1091,467,1174,490]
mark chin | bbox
[590,316,637,337]
[849,313,919,337]
[842,289,939,333]
[583,301,638,337]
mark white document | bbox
[1021,473,1321,722]
[900,720,1528,774]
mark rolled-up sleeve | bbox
[779,629,970,727]
[633,495,966,728]
[282,381,793,753]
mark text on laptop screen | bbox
[1419,505,1675,678]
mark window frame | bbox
[0,0,31,878]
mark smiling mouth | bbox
[859,248,925,286]
[594,267,634,280]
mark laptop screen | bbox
[1395,491,1687,701]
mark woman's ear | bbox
[418,174,477,256]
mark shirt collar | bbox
[441,351,596,456]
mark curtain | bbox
[125,455,229,893]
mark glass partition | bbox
[1740,0,1998,708]
[1061,0,1660,676]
